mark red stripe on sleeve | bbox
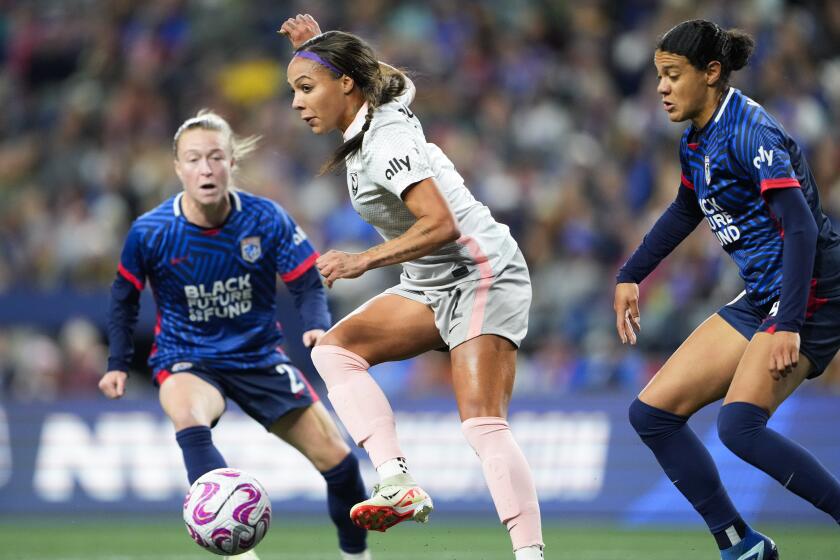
[760,177,800,194]
[155,369,171,386]
[280,252,320,282]
[681,173,695,190]
[118,263,144,291]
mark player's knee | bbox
[310,344,370,387]
[628,398,686,440]
[717,402,768,454]
[628,398,653,436]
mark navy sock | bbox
[719,402,840,523]
[321,452,368,554]
[175,426,227,485]
[629,398,746,549]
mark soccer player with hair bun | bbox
[279,14,544,560]
[99,110,372,560]
[616,19,840,560]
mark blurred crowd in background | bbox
[1,0,839,401]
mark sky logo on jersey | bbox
[753,145,774,169]
[240,236,261,263]
[384,155,411,180]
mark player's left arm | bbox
[285,266,330,347]
[273,204,331,347]
[741,123,819,377]
[764,187,818,379]
[316,177,459,287]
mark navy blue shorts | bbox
[718,290,840,378]
[153,360,319,429]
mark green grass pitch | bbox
[2,516,837,559]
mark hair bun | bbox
[725,29,755,71]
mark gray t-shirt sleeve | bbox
[363,122,434,198]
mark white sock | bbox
[376,457,409,480]
[514,545,544,560]
[340,550,371,560]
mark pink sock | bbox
[462,416,543,550]
[310,345,403,468]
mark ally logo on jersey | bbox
[384,154,412,180]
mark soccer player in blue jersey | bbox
[615,20,840,560]
[98,111,371,560]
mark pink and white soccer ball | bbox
[183,468,272,555]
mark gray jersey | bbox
[344,82,517,291]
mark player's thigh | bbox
[158,373,226,430]
[269,401,350,472]
[319,293,443,365]
[450,334,517,421]
[724,332,813,413]
[639,314,749,416]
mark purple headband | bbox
[294,50,343,76]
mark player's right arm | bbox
[614,153,705,344]
[100,224,147,399]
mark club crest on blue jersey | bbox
[704,154,711,185]
[349,172,358,197]
[240,236,262,263]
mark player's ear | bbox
[705,60,722,87]
[341,74,355,95]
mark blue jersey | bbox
[117,190,320,370]
[678,87,840,305]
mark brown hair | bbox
[296,31,407,174]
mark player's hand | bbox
[614,282,641,345]
[99,370,128,399]
[768,330,800,380]
[302,329,326,348]
[278,14,322,50]
[316,250,369,288]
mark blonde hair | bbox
[172,109,261,165]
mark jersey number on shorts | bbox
[275,364,306,394]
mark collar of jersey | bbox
[173,190,242,228]
[689,86,736,142]
[343,102,370,141]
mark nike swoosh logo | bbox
[381,491,400,500]
[736,541,764,560]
